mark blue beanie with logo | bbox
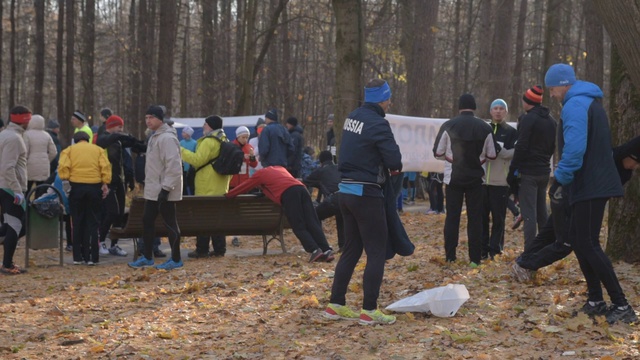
[545,64,576,87]
[490,99,508,112]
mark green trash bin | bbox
[25,185,64,268]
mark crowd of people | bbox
[1,62,638,327]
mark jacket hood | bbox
[564,80,603,105]
[528,104,551,118]
[27,115,46,130]
[154,123,177,137]
[289,125,304,135]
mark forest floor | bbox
[1,199,639,360]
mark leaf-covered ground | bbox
[1,201,639,359]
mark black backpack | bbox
[196,136,245,175]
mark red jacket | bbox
[229,139,258,188]
[226,166,304,205]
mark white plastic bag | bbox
[385,284,470,317]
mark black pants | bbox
[99,181,125,247]
[444,183,483,264]
[428,180,444,212]
[0,190,25,268]
[142,200,181,262]
[330,194,387,310]
[315,194,344,249]
[281,185,330,253]
[482,185,509,258]
[506,196,519,216]
[517,189,572,270]
[195,235,226,255]
[69,183,102,263]
[570,198,628,306]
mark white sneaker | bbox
[99,242,109,255]
[109,245,128,256]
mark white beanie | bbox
[236,126,250,137]
[182,126,194,136]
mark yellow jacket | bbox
[180,129,231,195]
[58,141,112,184]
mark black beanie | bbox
[319,150,333,163]
[265,109,278,122]
[146,105,164,121]
[205,115,223,130]
[100,108,113,119]
[286,117,298,127]
[458,94,477,110]
[73,110,87,122]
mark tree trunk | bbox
[331,0,363,155]
[488,0,515,107]
[65,0,75,140]
[583,0,603,87]
[56,0,65,138]
[139,0,155,112]
[510,0,528,116]
[400,0,439,117]
[34,0,45,114]
[451,0,462,114]
[156,0,179,114]
[543,0,561,112]
[592,0,640,261]
[179,1,190,116]
[82,0,95,121]
[606,45,640,262]
[475,0,493,118]
[9,0,16,110]
[128,0,141,138]
[201,0,216,114]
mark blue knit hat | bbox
[364,81,392,103]
[545,64,576,87]
[490,99,508,112]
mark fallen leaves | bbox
[1,207,639,359]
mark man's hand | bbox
[127,181,135,192]
[13,193,24,205]
[101,184,109,199]
[548,180,562,200]
[157,189,170,204]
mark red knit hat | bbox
[523,85,543,105]
[106,115,124,129]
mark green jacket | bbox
[180,129,231,195]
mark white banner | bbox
[386,114,447,173]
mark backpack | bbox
[196,136,245,175]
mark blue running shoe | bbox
[155,259,184,270]
[128,256,154,268]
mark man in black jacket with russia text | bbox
[433,94,499,267]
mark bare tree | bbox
[331,0,363,152]
[9,0,16,110]
[400,0,439,117]
[81,0,96,120]
[593,0,640,261]
[487,0,514,106]
[56,0,65,134]
[583,0,604,87]
[201,0,216,114]
[510,0,528,115]
[65,0,75,142]
[156,0,179,113]
[34,0,45,114]
[127,0,142,137]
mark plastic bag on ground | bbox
[385,284,470,317]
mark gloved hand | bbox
[127,181,135,191]
[13,193,24,205]
[548,180,562,201]
[507,169,518,190]
[157,189,170,204]
[62,180,71,195]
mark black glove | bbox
[157,189,170,204]
[132,141,147,154]
[548,180,562,200]
[507,168,518,190]
[127,181,135,191]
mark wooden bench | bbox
[110,194,291,258]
